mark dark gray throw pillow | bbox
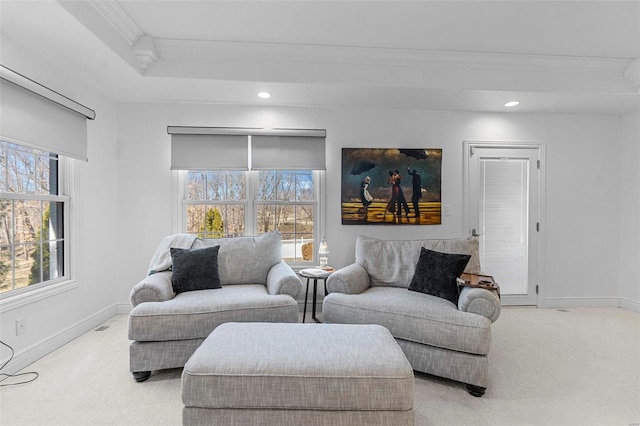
[170,245,221,294]
[408,247,471,305]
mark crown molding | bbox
[87,1,159,73]
[151,38,636,95]
[74,1,639,103]
[157,39,630,77]
[133,34,159,73]
[624,58,640,92]
[83,0,635,90]
[87,0,143,46]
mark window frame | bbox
[174,169,324,268]
[182,170,248,238]
[0,147,77,311]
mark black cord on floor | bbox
[0,340,39,386]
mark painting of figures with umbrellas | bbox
[341,148,442,225]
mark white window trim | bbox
[173,169,325,268]
[172,170,185,234]
[0,156,79,313]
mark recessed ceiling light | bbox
[504,101,520,107]
[257,92,271,99]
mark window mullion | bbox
[11,199,16,291]
[314,170,323,259]
[254,200,315,205]
[0,193,68,202]
[246,171,256,236]
[185,200,245,206]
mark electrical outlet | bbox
[16,318,26,336]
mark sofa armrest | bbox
[458,286,501,323]
[129,271,175,307]
[326,263,371,295]
[266,261,302,299]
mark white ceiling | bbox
[1,0,639,114]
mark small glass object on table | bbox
[318,237,329,268]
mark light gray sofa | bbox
[323,235,501,397]
[128,231,302,382]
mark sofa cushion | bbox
[323,286,492,355]
[128,284,298,341]
[355,235,480,288]
[170,245,221,293]
[408,247,470,305]
[192,231,282,285]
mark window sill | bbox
[0,279,79,313]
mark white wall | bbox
[619,111,640,311]
[116,102,628,309]
[0,37,634,377]
[0,36,119,370]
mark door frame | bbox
[462,140,546,307]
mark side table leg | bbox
[312,279,320,323]
[303,278,310,323]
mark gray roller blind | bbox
[168,127,249,170]
[251,133,326,170]
[168,127,326,170]
[0,66,95,161]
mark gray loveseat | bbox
[323,235,501,397]
[128,231,302,382]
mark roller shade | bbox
[0,65,95,161]
[168,127,326,171]
[251,132,326,170]
[168,127,249,170]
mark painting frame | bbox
[341,148,442,225]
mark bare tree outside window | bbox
[0,141,64,294]
[256,170,315,262]
[186,171,246,238]
[184,169,317,262]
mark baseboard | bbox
[619,298,640,312]
[116,303,132,315]
[298,300,323,313]
[543,296,624,309]
[2,305,117,375]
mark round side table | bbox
[298,268,333,323]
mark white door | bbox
[465,144,541,306]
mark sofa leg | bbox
[132,371,151,382]
[466,384,486,397]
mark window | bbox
[0,66,93,304]
[0,141,67,295]
[185,171,246,237]
[169,127,326,264]
[256,170,316,262]
[182,169,320,263]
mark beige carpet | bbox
[0,307,638,425]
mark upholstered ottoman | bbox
[182,322,415,426]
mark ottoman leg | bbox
[466,384,486,397]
